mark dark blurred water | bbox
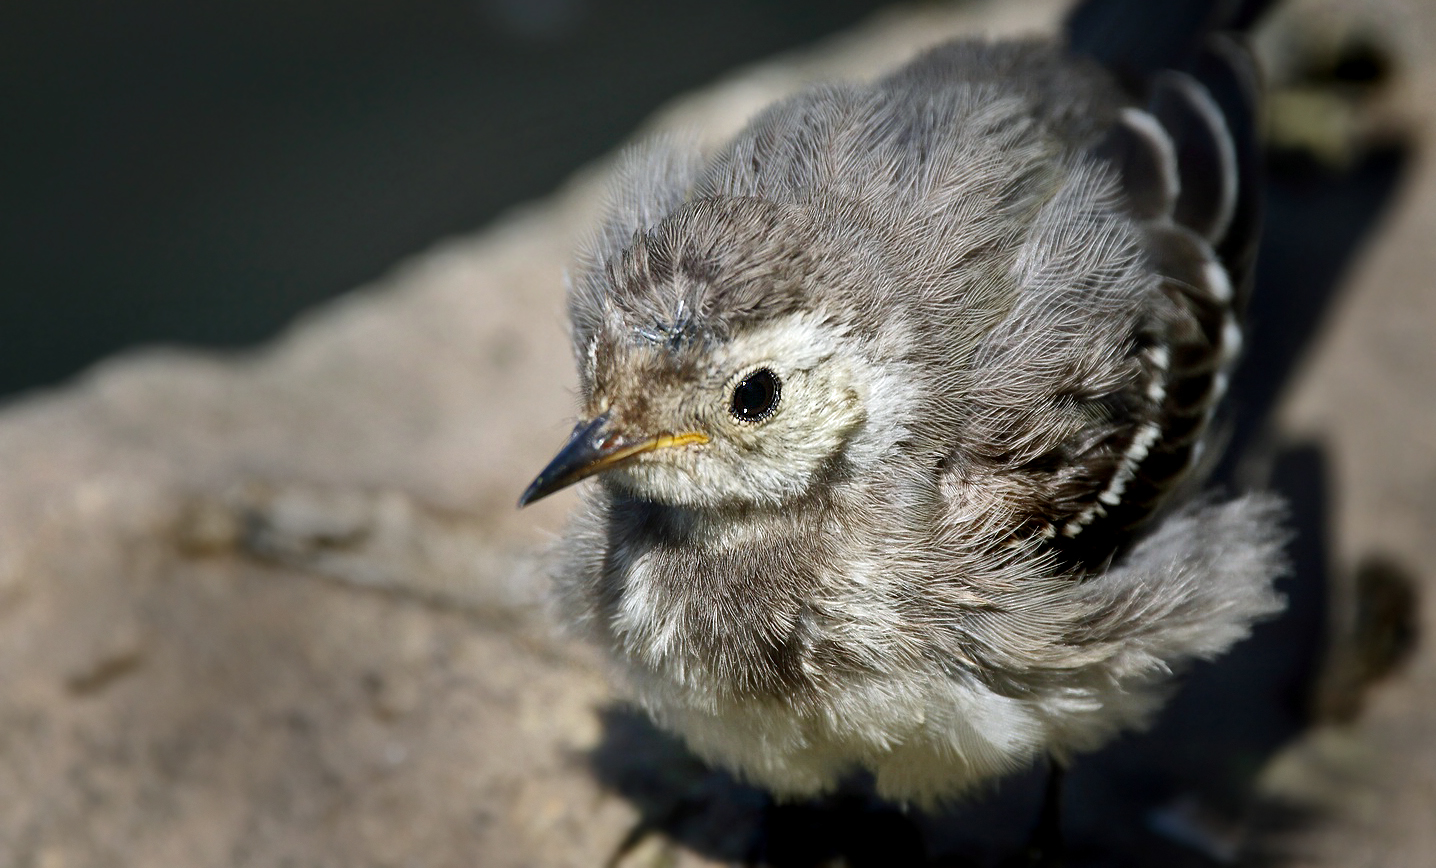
[0,0,889,400]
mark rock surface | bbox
[1,0,1432,865]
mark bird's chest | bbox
[598,504,839,697]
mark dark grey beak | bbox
[517,412,708,507]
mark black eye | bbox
[730,368,781,422]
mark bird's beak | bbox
[517,412,709,507]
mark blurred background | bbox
[0,0,895,401]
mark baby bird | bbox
[520,4,1287,807]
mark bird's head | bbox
[519,196,913,511]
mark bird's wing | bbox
[1049,34,1263,566]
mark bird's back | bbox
[677,32,1260,569]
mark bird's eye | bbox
[729,368,781,423]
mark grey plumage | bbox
[522,23,1286,807]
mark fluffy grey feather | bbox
[525,33,1287,806]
